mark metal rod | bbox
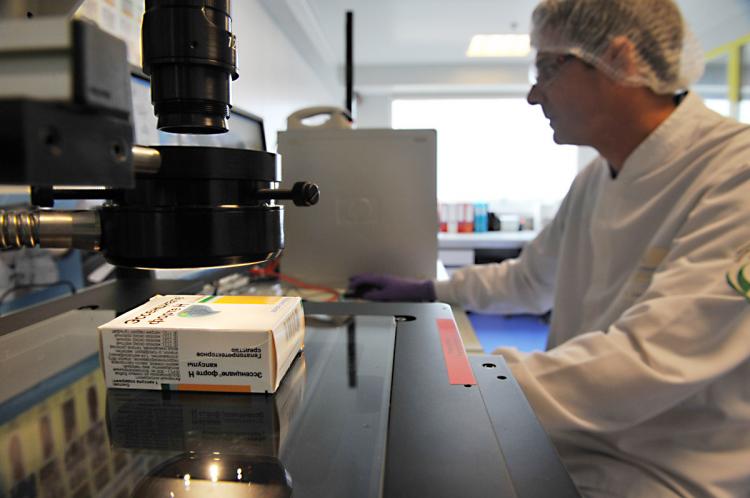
[132,145,161,174]
[50,189,117,200]
[37,210,101,251]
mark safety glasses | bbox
[529,54,575,86]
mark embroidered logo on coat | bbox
[726,244,750,300]
[624,247,668,300]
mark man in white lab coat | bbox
[348,0,750,496]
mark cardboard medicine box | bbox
[98,295,304,393]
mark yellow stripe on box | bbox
[212,296,283,305]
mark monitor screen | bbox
[130,72,266,151]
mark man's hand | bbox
[346,273,436,302]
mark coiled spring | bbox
[0,210,39,249]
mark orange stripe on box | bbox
[212,296,282,305]
[177,384,252,393]
[437,318,477,385]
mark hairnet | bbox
[530,0,704,94]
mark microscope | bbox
[0,0,318,269]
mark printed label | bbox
[103,329,180,387]
[179,331,270,389]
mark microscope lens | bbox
[141,0,238,134]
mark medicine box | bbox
[98,295,304,394]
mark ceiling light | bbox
[466,34,530,58]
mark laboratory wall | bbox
[354,63,532,129]
[232,2,343,150]
[357,63,530,97]
[356,94,392,129]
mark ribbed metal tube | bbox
[0,210,39,249]
[0,209,101,251]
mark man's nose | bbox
[527,84,542,105]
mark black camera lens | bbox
[142,0,238,134]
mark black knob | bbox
[291,182,320,206]
[252,182,320,206]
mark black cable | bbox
[0,280,77,305]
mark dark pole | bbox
[346,10,354,120]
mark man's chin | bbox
[552,131,568,145]
[552,129,580,146]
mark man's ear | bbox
[603,35,639,79]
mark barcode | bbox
[281,308,302,343]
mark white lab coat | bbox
[435,92,750,498]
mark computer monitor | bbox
[130,71,266,151]
[278,128,438,288]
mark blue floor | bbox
[468,313,549,353]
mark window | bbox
[696,34,750,124]
[695,53,731,117]
[391,98,578,204]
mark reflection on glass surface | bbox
[695,53,731,117]
[106,353,308,456]
[0,358,148,498]
[0,314,396,498]
[131,453,292,498]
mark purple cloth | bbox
[347,273,436,302]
